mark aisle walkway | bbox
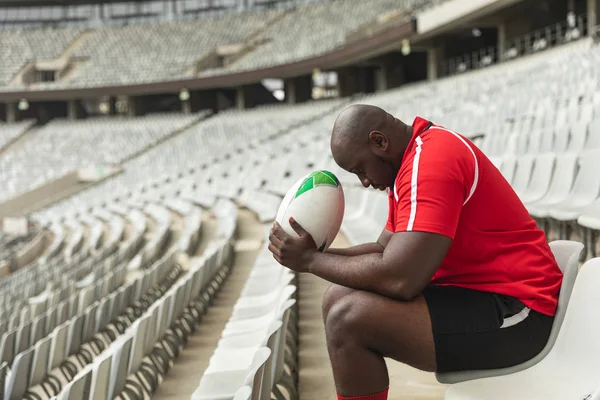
[297,234,447,400]
[153,209,264,400]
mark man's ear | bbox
[368,130,388,153]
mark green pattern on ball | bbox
[318,241,327,252]
[295,170,340,198]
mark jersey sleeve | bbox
[392,132,477,239]
[385,190,395,232]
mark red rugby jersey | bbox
[385,116,562,316]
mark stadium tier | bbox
[0,112,205,203]
[0,0,432,89]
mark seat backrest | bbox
[271,298,295,384]
[368,192,388,228]
[538,129,555,153]
[0,329,17,367]
[528,240,583,361]
[587,116,600,149]
[108,334,133,399]
[514,132,528,155]
[233,386,252,400]
[31,314,47,345]
[260,320,283,400]
[566,149,600,204]
[16,321,31,354]
[67,314,84,356]
[65,367,92,400]
[526,153,556,197]
[49,322,69,370]
[128,314,150,375]
[541,152,578,203]
[547,257,600,372]
[500,155,517,184]
[567,121,589,152]
[511,154,535,196]
[0,362,7,400]
[5,346,34,400]
[243,347,272,400]
[90,353,112,400]
[553,127,569,153]
[30,334,52,387]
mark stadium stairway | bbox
[153,208,265,399]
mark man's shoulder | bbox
[403,126,475,165]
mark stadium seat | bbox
[510,154,535,198]
[518,153,556,204]
[444,255,600,400]
[342,190,388,246]
[191,347,272,400]
[544,150,600,236]
[436,240,584,384]
[526,153,578,218]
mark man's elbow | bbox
[382,280,422,301]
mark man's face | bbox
[340,148,396,191]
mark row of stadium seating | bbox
[191,232,299,399]
[0,186,239,399]
[0,28,84,87]
[0,0,429,89]
[0,112,206,203]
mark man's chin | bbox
[372,185,388,191]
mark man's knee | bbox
[322,284,356,323]
[324,291,369,348]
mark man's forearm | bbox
[325,242,384,257]
[309,251,406,299]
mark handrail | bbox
[440,14,589,77]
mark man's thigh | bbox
[324,288,437,372]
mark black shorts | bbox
[422,285,554,373]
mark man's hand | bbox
[268,217,318,273]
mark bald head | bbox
[331,104,388,154]
[329,104,412,190]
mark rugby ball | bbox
[275,170,345,252]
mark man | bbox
[268,104,562,400]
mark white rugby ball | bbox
[275,170,345,252]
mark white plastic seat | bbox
[437,240,584,384]
[566,121,589,152]
[241,270,294,297]
[5,346,35,400]
[223,299,295,337]
[89,352,112,400]
[545,149,600,221]
[519,153,556,204]
[444,256,600,400]
[233,385,253,400]
[206,320,282,374]
[587,117,600,149]
[499,155,517,184]
[527,152,578,217]
[510,154,535,198]
[342,191,387,245]
[232,284,295,319]
[192,347,272,400]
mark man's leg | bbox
[322,284,436,398]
